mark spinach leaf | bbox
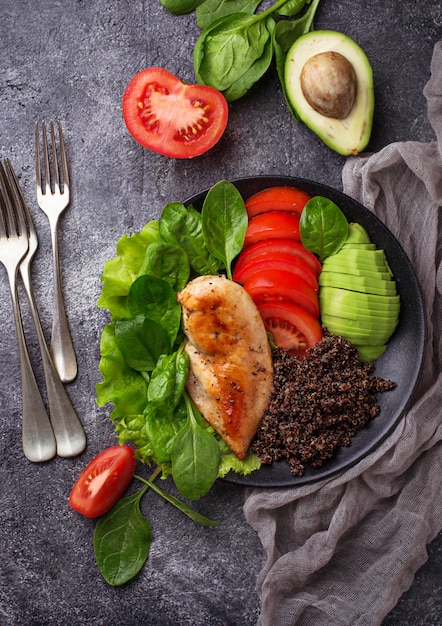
[196,0,263,29]
[222,25,275,101]
[194,13,273,95]
[143,400,187,465]
[147,348,190,408]
[115,316,171,372]
[139,242,190,292]
[300,195,349,261]
[159,202,223,275]
[127,275,181,345]
[201,180,248,279]
[94,487,152,587]
[275,0,306,17]
[171,394,221,500]
[160,0,205,14]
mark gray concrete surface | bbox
[0,1,440,624]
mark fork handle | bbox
[21,266,87,458]
[49,221,77,383]
[7,273,56,462]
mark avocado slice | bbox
[340,242,377,251]
[345,223,371,244]
[357,344,387,362]
[319,286,400,312]
[284,30,374,155]
[321,261,392,281]
[319,273,397,296]
[325,248,388,267]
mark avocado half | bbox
[284,30,374,156]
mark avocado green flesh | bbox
[318,230,400,361]
[320,286,400,312]
[357,344,387,361]
[319,273,397,296]
[340,242,377,251]
[321,263,392,281]
[327,248,388,266]
[284,30,374,156]
[346,223,371,244]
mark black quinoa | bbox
[251,330,396,476]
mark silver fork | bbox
[0,162,56,462]
[5,160,87,458]
[35,121,77,383]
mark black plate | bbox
[185,176,426,488]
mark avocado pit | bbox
[300,51,357,119]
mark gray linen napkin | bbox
[244,41,442,626]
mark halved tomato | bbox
[234,238,322,278]
[258,301,323,356]
[233,251,318,290]
[122,67,228,159]
[244,211,301,247]
[245,187,311,218]
[69,445,135,518]
[243,269,319,316]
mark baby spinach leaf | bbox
[160,0,205,14]
[300,195,349,262]
[139,242,190,292]
[94,487,152,587]
[143,401,187,465]
[194,13,273,94]
[201,180,248,279]
[127,275,181,345]
[115,316,171,372]
[159,202,223,275]
[276,0,306,17]
[222,26,275,101]
[196,0,263,29]
[147,348,190,408]
[171,395,220,500]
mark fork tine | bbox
[56,121,70,192]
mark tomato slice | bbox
[234,238,322,278]
[122,67,228,159]
[69,445,135,518]
[258,301,323,356]
[244,211,301,247]
[243,269,319,316]
[245,187,311,218]
[233,251,318,290]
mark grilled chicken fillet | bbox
[178,275,273,459]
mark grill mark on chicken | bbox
[178,275,273,459]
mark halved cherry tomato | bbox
[233,251,318,290]
[234,238,322,278]
[244,211,301,247]
[245,187,311,218]
[258,300,323,356]
[122,67,228,159]
[69,445,135,518]
[244,269,319,316]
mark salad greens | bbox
[96,180,260,507]
[94,467,218,586]
[160,0,322,103]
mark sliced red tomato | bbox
[122,67,228,159]
[243,269,319,316]
[245,187,311,218]
[233,251,318,290]
[234,238,322,278]
[244,211,301,247]
[69,445,135,518]
[258,300,323,356]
